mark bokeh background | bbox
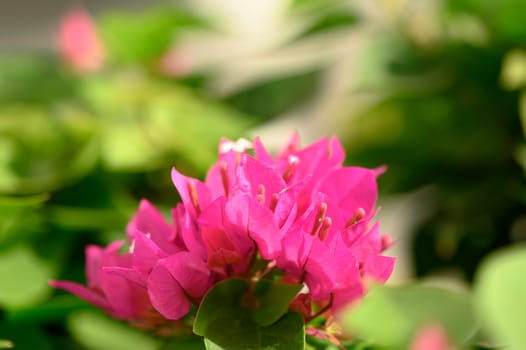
[1,0,526,349]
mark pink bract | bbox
[58,8,105,72]
[51,135,394,334]
[410,323,454,350]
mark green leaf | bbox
[0,194,46,248]
[225,70,322,119]
[6,294,91,323]
[0,106,97,194]
[203,312,304,350]
[192,278,251,338]
[45,206,128,230]
[0,194,48,208]
[194,278,305,350]
[0,55,76,104]
[478,0,526,43]
[475,244,526,350]
[520,92,526,139]
[80,75,253,173]
[501,49,526,90]
[252,279,303,326]
[157,335,205,350]
[306,336,378,350]
[259,312,305,349]
[0,325,52,350]
[68,309,161,350]
[0,245,53,308]
[343,285,477,349]
[158,338,206,350]
[99,8,205,63]
[294,6,359,39]
[0,340,13,349]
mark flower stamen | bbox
[311,202,328,236]
[381,235,393,251]
[283,155,299,182]
[319,217,332,242]
[256,184,266,205]
[187,180,200,215]
[219,162,229,197]
[269,193,279,212]
[346,207,366,227]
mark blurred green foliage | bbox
[346,42,525,280]
[0,6,254,347]
[475,244,526,350]
[0,1,526,349]
[344,285,477,349]
[342,2,526,282]
[98,8,205,65]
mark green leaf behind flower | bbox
[343,285,477,349]
[68,309,161,350]
[0,245,53,309]
[475,244,526,350]
[0,340,13,349]
[98,8,205,64]
[194,278,304,350]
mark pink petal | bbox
[276,132,300,159]
[201,226,244,267]
[49,280,109,310]
[347,222,382,258]
[85,245,103,289]
[246,198,281,259]
[147,262,191,320]
[205,150,237,199]
[127,200,179,253]
[199,198,244,267]
[171,167,211,217]
[98,241,131,268]
[222,194,250,245]
[307,235,360,300]
[103,267,147,287]
[328,136,346,164]
[276,194,326,277]
[362,255,395,283]
[130,231,167,272]
[277,137,328,183]
[306,327,329,340]
[235,155,286,206]
[96,242,151,319]
[223,193,281,260]
[161,252,212,299]
[99,278,139,319]
[331,282,365,312]
[253,137,274,165]
[57,241,152,320]
[172,204,207,259]
[318,167,378,218]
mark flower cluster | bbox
[51,135,394,336]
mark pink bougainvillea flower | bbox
[51,134,394,337]
[410,323,456,350]
[127,199,185,254]
[147,252,212,320]
[249,136,394,311]
[58,8,105,72]
[49,242,156,322]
